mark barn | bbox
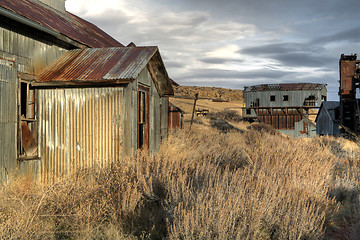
[0,0,174,182]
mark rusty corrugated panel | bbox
[0,0,123,48]
[244,83,325,92]
[38,87,123,183]
[36,47,158,83]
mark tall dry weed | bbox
[0,126,359,239]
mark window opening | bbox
[283,95,289,101]
[270,95,275,102]
[18,81,38,159]
[304,95,316,106]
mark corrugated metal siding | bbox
[0,64,17,182]
[39,0,65,12]
[38,87,123,183]
[0,26,66,75]
[244,90,325,108]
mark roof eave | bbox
[0,6,87,49]
[31,79,131,88]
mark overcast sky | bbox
[66,0,360,100]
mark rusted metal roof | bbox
[244,83,326,92]
[37,47,157,82]
[35,47,174,96]
[0,0,123,48]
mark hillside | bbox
[173,85,244,102]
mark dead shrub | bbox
[1,124,360,239]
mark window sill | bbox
[17,156,40,162]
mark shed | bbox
[315,101,340,136]
[0,0,174,182]
[168,103,184,130]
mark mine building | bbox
[315,101,340,136]
[0,0,175,183]
[315,54,360,136]
[242,83,327,137]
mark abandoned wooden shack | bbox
[0,0,174,182]
[315,101,340,136]
[242,83,327,137]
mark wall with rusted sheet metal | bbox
[39,0,66,12]
[0,26,67,75]
[244,89,327,108]
[37,87,124,182]
[0,25,68,182]
[0,64,17,182]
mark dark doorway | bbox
[138,85,149,149]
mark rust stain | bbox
[36,47,158,83]
[0,0,123,48]
[244,83,326,92]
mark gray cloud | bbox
[199,57,244,64]
[66,0,360,100]
[240,42,334,68]
[183,68,292,80]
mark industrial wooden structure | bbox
[242,83,327,137]
[0,0,174,182]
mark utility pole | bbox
[190,93,199,127]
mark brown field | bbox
[0,86,359,239]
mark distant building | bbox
[242,83,327,137]
[315,101,340,136]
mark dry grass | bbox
[1,125,360,239]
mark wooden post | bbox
[190,93,199,127]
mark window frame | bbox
[17,78,39,161]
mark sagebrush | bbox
[0,126,359,239]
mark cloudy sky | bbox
[66,0,360,100]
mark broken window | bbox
[283,95,289,101]
[18,80,38,159]
[304,95,317,106]
[270,95,276,102]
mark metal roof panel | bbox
[37,47,159,83]
[0,0,123,48]
[244,83,326,92]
